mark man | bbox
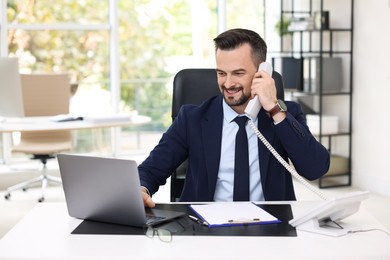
[139,28,330,207]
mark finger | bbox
[145,196,156,208]
[255,70,271,78]
[141,190,155,208]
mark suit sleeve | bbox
[273,101,330,180]
[138,106,191,195]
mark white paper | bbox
[190,202,279,227]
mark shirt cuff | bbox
[141,186,151,197]
[273,118,285,125]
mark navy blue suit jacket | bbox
[139,95,330,201]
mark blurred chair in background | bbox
[4,74,72,202]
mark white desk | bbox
[0,115,151,163]
[0,202,389,259]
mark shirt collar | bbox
[222,98,252,124]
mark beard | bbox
[222,86,251,107]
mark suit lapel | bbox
[202,96,223,200]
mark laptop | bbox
[57,154,185,227]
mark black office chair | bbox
[170,68,285,201]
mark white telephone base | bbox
[295,218,360,237]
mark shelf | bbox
[290,90,351,96]
[284,28,352,33]
[312,131,350,137]
[269,51,353,56]
[281,10,311,14]
[277,0,353,189]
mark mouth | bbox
[224,87,243,97]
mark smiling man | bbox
[138,28,330,207]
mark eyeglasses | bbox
[145,226,172,243]
[144,220,194,243]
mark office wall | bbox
[353,0,390,196]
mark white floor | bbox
[1,160,390,240]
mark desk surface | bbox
[0,202,389,259]
[0,115,151,133]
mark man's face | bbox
[215,43,258,114]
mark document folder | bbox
[190,202,281,227]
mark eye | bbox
[217,71,226,77]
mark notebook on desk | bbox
[57,154,185,227]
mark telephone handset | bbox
[244,62,327,200]
[244,62,273,119]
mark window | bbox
[2,0,265,156]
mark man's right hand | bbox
[141,187,155,208]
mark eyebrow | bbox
[216,68,246,74]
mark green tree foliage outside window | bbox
[6,0,203,131]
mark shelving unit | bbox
[272,0,354,188]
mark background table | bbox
[0,114,151,163]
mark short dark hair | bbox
[213,28,267,67]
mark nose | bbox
[223,75,236,88]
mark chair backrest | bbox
[13,74,72,155]
[172,68,285,119]
[20,74,70,116]
[170,68,285,201]
[172,69,220,120]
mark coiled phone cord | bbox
[248,119,328,200]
